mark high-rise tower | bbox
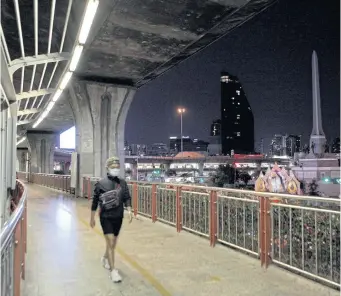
[310,51,326,154]
[220,72,254,155]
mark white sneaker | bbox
[101,257,110,270]
[111,269,122,283]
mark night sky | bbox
[125,0,340,152]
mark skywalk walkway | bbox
[22,183,338,296]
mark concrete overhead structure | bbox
[26,132,56,174]
[16,148,28,172]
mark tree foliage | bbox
[239,172,252,185]
[308,179,320,196]
[165,169,176,176]
[212,164,238,187]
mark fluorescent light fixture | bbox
[41,110,49,119]
[78,0,99,44]
[16,137,26,145]
[52,89,63,102]
[60,72,73,90]
[33,117,43,128]
[70,45,84,71]
[46,101,55,112]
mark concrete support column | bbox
[69,80,136,196]
[16,149,28,172]
[198,161,204,176]
[131,163,138,180]
[256,161,262,172]
[27,132,55,174]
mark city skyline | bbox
[124,0,339,149]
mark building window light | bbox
[237,102,240,105]
[231,97,235,100]
[236,90,240,95]
[237,132,241,137]
[237,114,240,119]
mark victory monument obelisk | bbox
[309,50,326,155]
[291,51,340,197]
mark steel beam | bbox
[16,88,55,100]
[1,45,16,108]
[17,119,34,126]
[17,108,41,116]
[9,52,71,75]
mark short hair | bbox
[106,156,120,168]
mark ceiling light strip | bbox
[32,0,99,129]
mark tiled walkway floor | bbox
[22,183,338,296]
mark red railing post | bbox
[24,200,27,254]
[82,177,86,197]
[176,186,182,233]
[151,184,157,222]
[259,196,271,268]
[13,221,22,296]
[87,178,91,200]
[209,190,218,247]
[21,213,26,281]
[133,183,138,216]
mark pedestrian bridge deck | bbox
[23,183,337,296]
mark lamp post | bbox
[177,108,186,153]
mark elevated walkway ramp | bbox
[23,183,338,296]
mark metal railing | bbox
[0,180,27,296]
[27,173,341,288]
[17,172,72,193]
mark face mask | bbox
[108,168,120,177]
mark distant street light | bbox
[177,108,186,153]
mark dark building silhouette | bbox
[332,137,340,153]
[220,72,254,155]
[286,135,301,156]
[210,119,221,136]
[270,134,301,156]
[169,137,208,153]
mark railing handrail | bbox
[0,180,27,254]
[125,180,340,204]
[17,172,71,178]
[66,173,341,204]
[26,172,340,204]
